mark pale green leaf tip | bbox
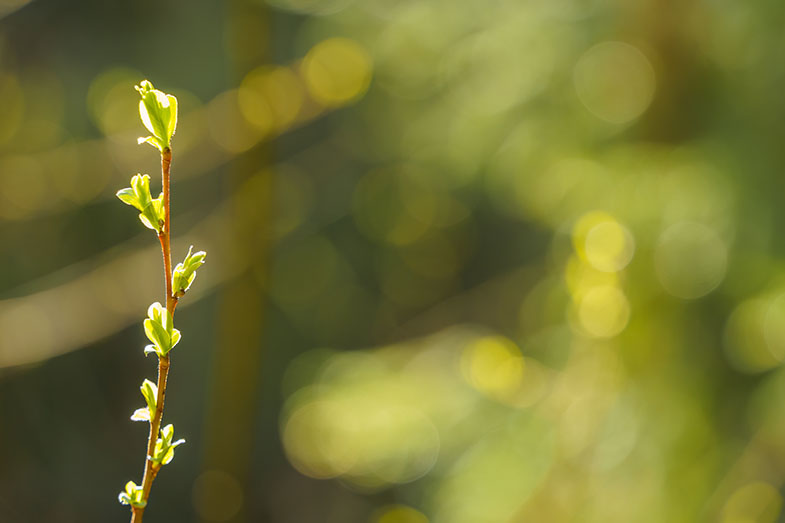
[131,408,150,421]
[118,481,147,507]
[135,79,177,149]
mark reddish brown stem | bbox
[131,147,176,523]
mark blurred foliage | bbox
[4,0,785,522]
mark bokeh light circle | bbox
[576,285,630,339]
[461,335,524,402]
[302,38,373,106]
[655,222,728,299]
[282,395,440,486]
[239,66,303,132]
[207,89,267,153]
[572,211,635,272]
[87,67,144,136]
[573,41,656,124]
[724,299,781,374]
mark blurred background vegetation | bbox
[2,0,785,521]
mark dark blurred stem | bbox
[131,147,177,523]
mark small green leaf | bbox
[138,213,156,231]
[131,174,152,209]
[162,438,186,465]
[170,329,181,348]
[172,246,207,297]
[140,379,158,415]
[116,188,139,208]
[135,80,178,150]
[138,192,164,232]
[118,481,146,508]
[165,95,178,143]
[143,317,168,354]
[131,408,150,421]
[117,174,163,232]
[138,85,168,139]
[143,302,179,356]
[138,135,163,151]
[148,302,163,323]
[117,174,150,211]
[151,424,186,466]
[160,424,174,445]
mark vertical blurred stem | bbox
[198,2,272,521]
[131,147,177,523]
[633,0,701,142]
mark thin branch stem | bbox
[160,148,178,315]
[131,147,176,523]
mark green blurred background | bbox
[2,0,785,521]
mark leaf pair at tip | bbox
[136,79,178,152]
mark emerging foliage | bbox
[143,302,181,357]
[116,79,205,520]
[118,481,146,508]
[131,379,158,422]
[135,80,178,152]
[151,424,186,466]
[116,174,164,232]
[172,246,207,298]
